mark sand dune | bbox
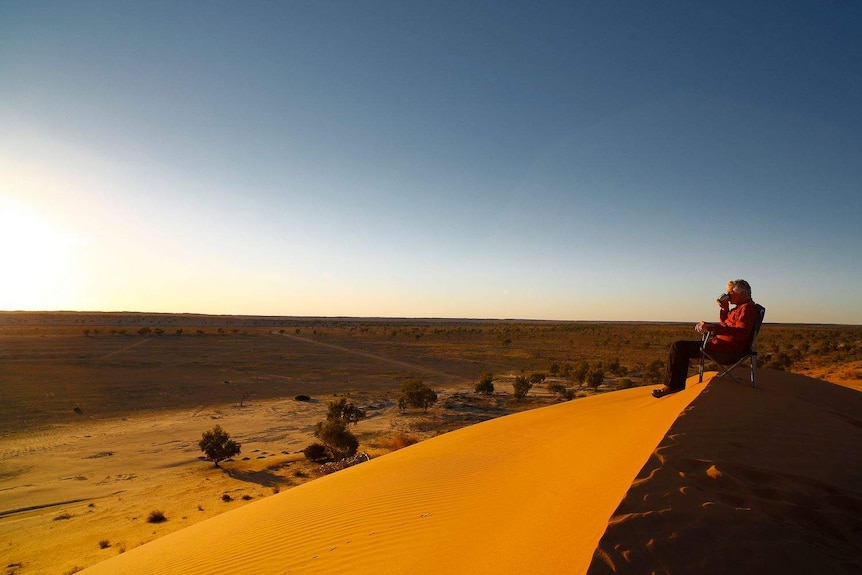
[81,378,705,574]
[79,370,862,574]
[589,370,862,574]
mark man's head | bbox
[727,279,752,300]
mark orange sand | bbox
[81,379,706,574]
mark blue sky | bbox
[1,1,860,323]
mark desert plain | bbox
[1,312,860,574]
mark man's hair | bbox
[728,279,752,297]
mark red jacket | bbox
[708,301,758,353]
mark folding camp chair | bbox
[697,304,766,388]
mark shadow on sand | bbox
[222,467,293,488]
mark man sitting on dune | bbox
[653,279,758,398]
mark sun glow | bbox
[0,197,83,310]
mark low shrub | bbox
[474,372,494,394]
[546,382,577,400]
[313,419,359,460]
[98,539,111,549]
[294,394,312,402]
[379,432,418,451]
[616,378,634,390]
[146,510,167,523]
[513,376,532,399]
[302,443,329,462]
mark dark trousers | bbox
[667,340,702,390]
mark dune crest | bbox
[82,379,705,574]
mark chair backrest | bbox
[747,304,766,352]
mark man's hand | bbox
[695,321,711,334]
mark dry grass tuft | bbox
[146,510,167,523]
[379,432,419,451]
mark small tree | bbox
[198,425,241,467]
[474,372,495,395]
[572,361,590,386]
[314,419,358,461]
[512,375,532,400]
[399,380,438,413]
[238,388,254,407]
[327,397,366,426]
[586,368,605,391]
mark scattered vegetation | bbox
[98,539,111,549]
[54,512,73,521]
[10,315,858,439]
[198,425,241,467]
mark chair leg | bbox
[750,355,757,388]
